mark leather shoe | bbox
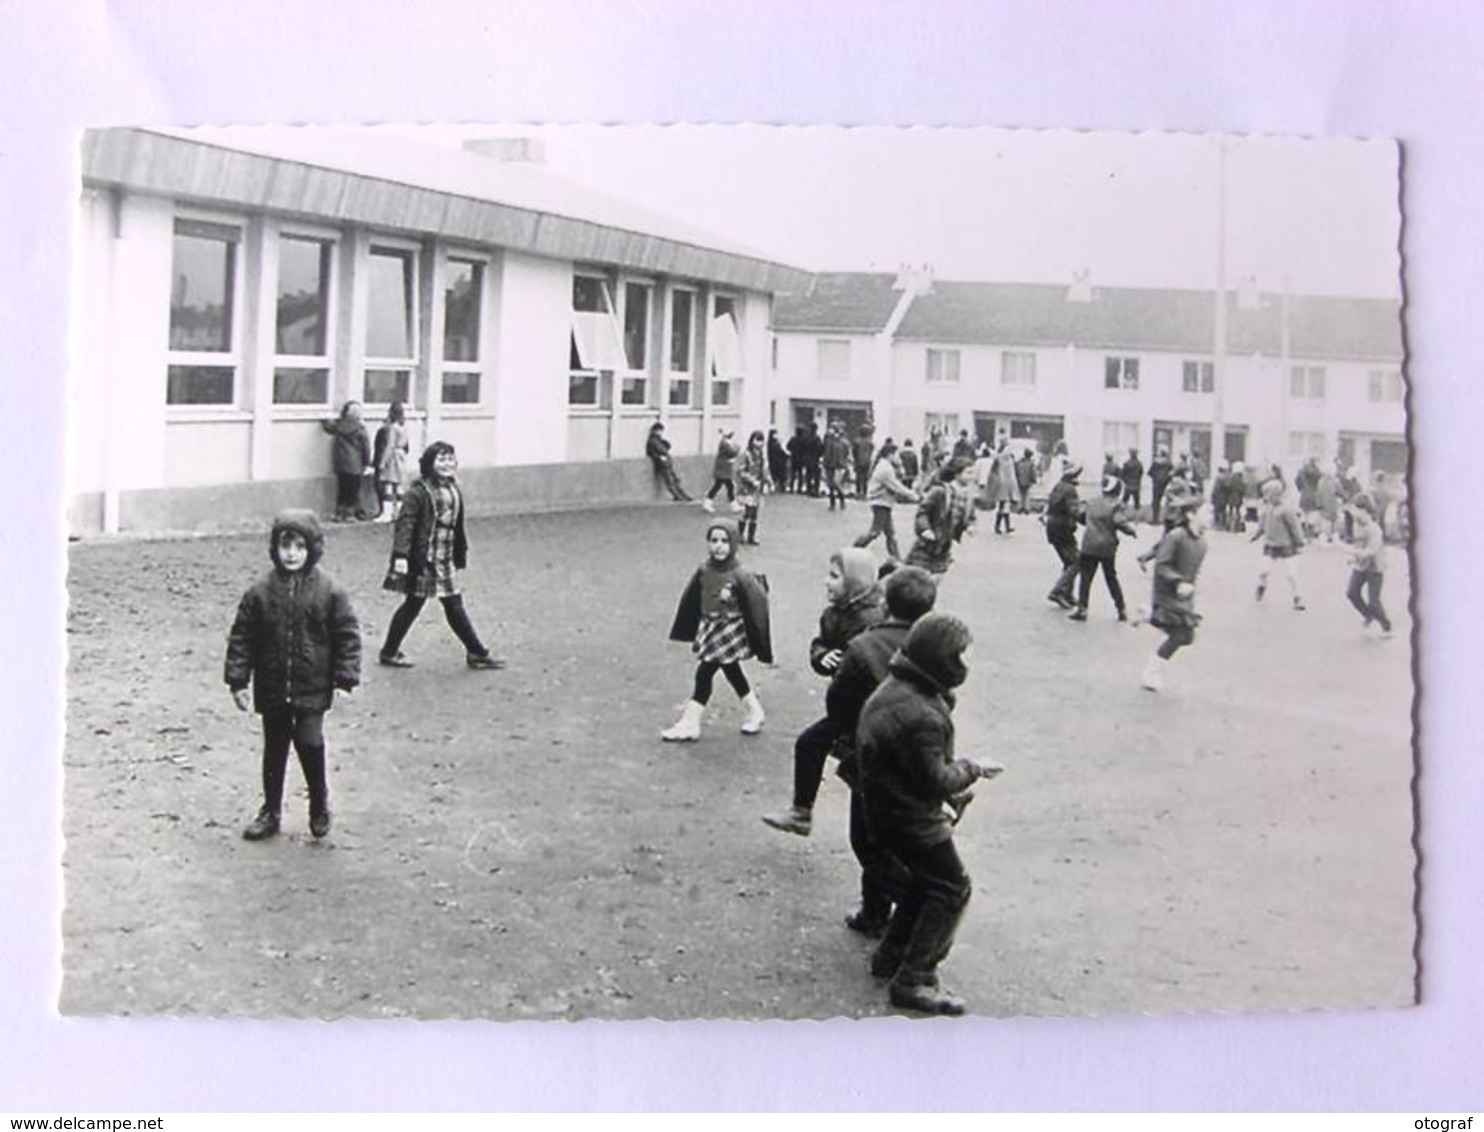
[242,807,280,841]
[378,651,414,668]
[309,809,332,839]
[889,980,967,1016]
[466,652,507,670]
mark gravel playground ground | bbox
[61,492,1417,1022]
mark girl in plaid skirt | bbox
[662,519,773,741]
[377,442,504,671]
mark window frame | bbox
[1001,350,1036,388]
[666,284,699,409]
[709,292,745,408]
[271,227,339,408]
[924,411,960,439]
[817,337,852,381]
[569,270,623,410]
[617,276,656,409]
[1104,355,1140,391]
[1102,420,1140,453]
[1181,359,1215,394]
[166,212,247,410]
[1287,431,1328,461]
[440,252,488,407]
[925,347,962,384]
[1367,367,1403,403]
[1289,363,1327,401]
[362,238,422,408]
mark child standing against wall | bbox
[225,510,361,841]
[662,519,773,741]
[321,400,372,522]
[760,547,883,836]
[378,442,505,670]
[372,400,411,522]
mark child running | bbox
[1139,481,1208,692]
[377,441,505,671]
[702,429,742,513]
[760,548,883,836]
[905,458,975,576]
[1345,498,1394,638]
[662,519,773,741]
[735,429,772,546]
[856,612,1003,1015]
[225,510,361,841]
[1068,474,1138,622]
[1250,478,1308,611]
[1042,460,1083,609]
[829,564,940,938]
[852,440,920,560]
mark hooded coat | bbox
[809,547,884,673]
[856,613,978,848]
[224,510,362,714]
[668,521,774,664]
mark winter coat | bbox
[321,417,371,476]
[823,431,852,470]
[827,618,914,785]
[851,434,875,472]
[646,429,673,466]
[1148,458,1173,494]
[736,445,770,504]
[856,651,977,848]
[906,480,972,573]
[1044,479,1082,543]
[224,510,362,714]
[1256,501,1305,556]
[865,457,918,507]
[898,447,920,482]
[1149,522,1207,629]
[984,449,1019,505]
[388,477,469,582]
[810,597,884,675]
[375,421,409,486]
[711,436,741,480]
[1015,454,1038,491]
[1121,455,1144,491]
[669,563,773,664]
[1079,494,1137,559]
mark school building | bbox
[70,127,811,535]
[771,271,1407,481]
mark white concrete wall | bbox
[490,250,573,465]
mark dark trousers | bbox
[1156,623,1196,659]
[1151,484,1167,523]
[652,459,690,501]
[693,660,750,703]
[790,716,839,810]
[705,477,735,503]
[1048,533,1079,600]
[853,504,900,558]
[1076,553,1126,614]
[855,461,871,499]
[1346,569,1392,631]
[806,463,822,496]
[740,503,761,544]
[259,707,328,817]
[789,462,806,493]
[873,831,972,989]
[334,472,362,518]
[382,593,488,658]
[850,789,907,924]
[824,467,848,508]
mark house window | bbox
[364,245,418,405]
[925,348,961,383]
[620,280,653,407]
[1182,360,1214,394]
[1103,421,1139,453]
[166,218,241,405]
[1288,431,1327,461]
[441,258,483,405]
[569,273,623,408]
[1001,351,1036,387]
[1368,368,1403,403]
[668,287,696,407]
[710,294,744,407]
[272,234,333,405]
[1290,364,1326,400]
[818,338,851,381]
[1104,356,1140,391]
[924,412,959,440]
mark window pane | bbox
[1105,358,1120,389]
[364,368,410,404]
[166,365,234,405]
[444,260,481,363]
[946,350,961,382]
[712,379,731,407]
[573,275,610,313]
[670,290,694,372]
[620,377,648,406]
[668,378,692,407]
[569,373,599,406]
[273,367,329,405]
[441,371,480,404]
[170,231,236,352]
[819,339,850,380]
[367,249,414,358]
[624,283,650,370]
[277,237,330,356]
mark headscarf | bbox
[699,519,742,616]
[830,547,881,612]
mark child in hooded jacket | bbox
[856,612,1002,1015]
[663,519,773,741]
[761,547,884,837]
[735,429,772,546]
[1250,478,1308,611]
[702,429,742,513]
[320,400,372,522]
[905,459,976,575]
[225,509,361,841]
[1068,474,1138,622]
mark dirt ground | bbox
[60,492,1417,1021]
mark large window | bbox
[1104,356,1140,391]
[441,258,483,404]
[1182,360,1214,394]
[1290,364,1326,401]
[1103,420,1139,453]
[818,338,851,381]
[924,412,959,440]
[1368,368,1402,403]
[620,280,653,407]
[364,245,418,405]
[925,348,961,383]
[668,287,697,407]
[167,219,241,405]
[273,234,334,405]
[569,273,623,408]
[1288,431,1327,461]
[1001,351,1036,388]
[710,294,744,408]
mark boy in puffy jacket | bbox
[225,510,362,841]
[1068,475,1138,622]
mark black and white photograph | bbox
[61,122,1414,1023]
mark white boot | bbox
[661,700,705,742]
[1140,654,1167,692]
[740,691,766,734]
[701,497,716,513]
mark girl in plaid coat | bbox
[662,519,773,742]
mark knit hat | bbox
[830,547,880,609]
[902,612,974,690]
[269,508,325,572]
[883,565,938,621]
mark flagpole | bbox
[1212,134,1229,471]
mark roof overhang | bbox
[81,128,813,295]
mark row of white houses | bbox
[68,128,1407,535]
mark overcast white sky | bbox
[402,123,1401,298]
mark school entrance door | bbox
[793,399,872,438]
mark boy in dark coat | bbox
[225,510,361,841]
[1068,475,1139,622]
[1042,460,1083,609]
[320,401,372,522]
[828,565,939,938]
[857,612,1002,1015]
